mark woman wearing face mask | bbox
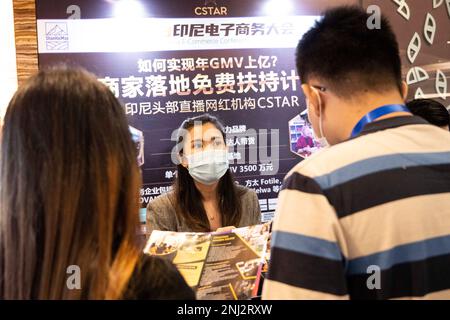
[146,114,261,234]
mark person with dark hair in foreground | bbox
[0,67,194,300]
[407,99,450,130]
[147,113,261,234]
[123,256,195,299]
[263,6,450,300]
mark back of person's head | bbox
[296,5,402,97]
[0,67,141,299]
[296,5,408,145]
[406,99,450,130]
[123,256,196,300]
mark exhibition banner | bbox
[36,0,322,223]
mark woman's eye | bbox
[214,140,224,146]
[193,142,203,149]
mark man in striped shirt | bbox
[262,6,450,300]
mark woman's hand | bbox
[215,226,236,233]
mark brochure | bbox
[144,222,271,300]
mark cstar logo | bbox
[195,0,228,16]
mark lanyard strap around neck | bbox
[351,104,410,138]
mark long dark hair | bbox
[0,67,142,299]
[174,114,243,231]
[406,99,450,130]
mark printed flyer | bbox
[144,222,271,300]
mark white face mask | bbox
[186,149,229,185]
[307,87,330,148]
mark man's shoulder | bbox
[287,137,365,178]
[286,124,450,184]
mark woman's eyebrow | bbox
[190,136,222,143]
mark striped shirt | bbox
[262,116,450,300]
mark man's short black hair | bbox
[296,5,402,97]
[407,99,450,130]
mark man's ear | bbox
[301,84,321,118]
[401,81,409,100]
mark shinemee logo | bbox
[45,22,69,50]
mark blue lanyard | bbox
[351,104,410,138]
